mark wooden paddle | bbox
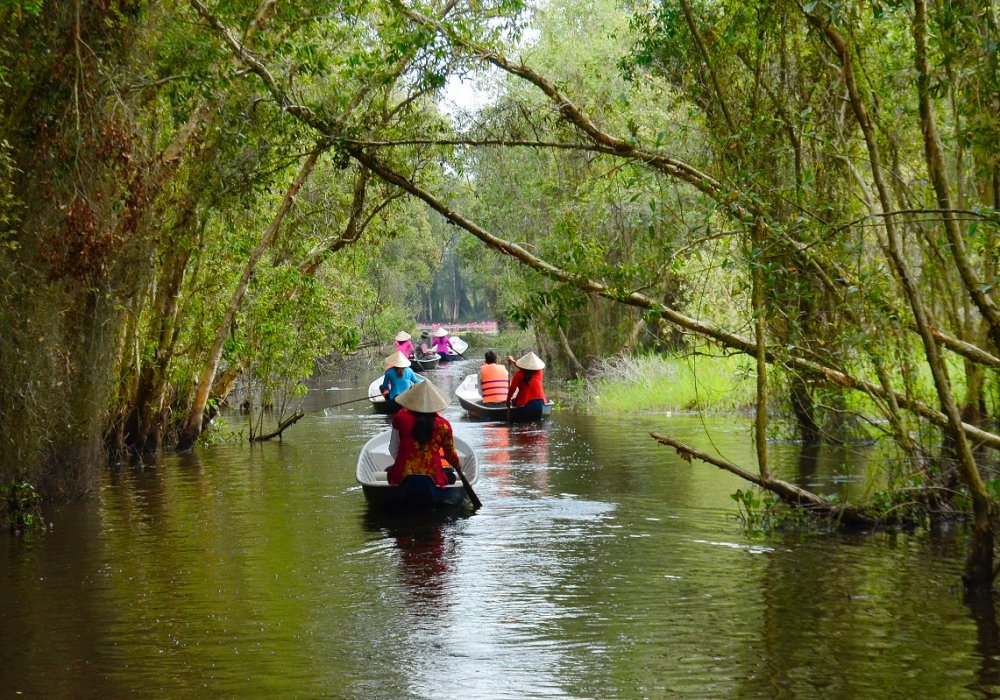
[330,394,381,408]
[453,461,482,511]
[505,357,515,424]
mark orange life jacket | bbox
[479,363,509,403]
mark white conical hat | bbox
[396,379,449,413]
[515,351,545,370]
[433,327,449,337]
[385,350,411,368]
[395,331,411,342]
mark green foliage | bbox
[1,481,43,532]
[0,0,43,17]
[864,486,929,529]
[587,352,756,413]
[730,487,840,534]
[199,417,245,446]
[731,488,773,530]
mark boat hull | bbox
[436,336,467,362]
[367,377,397,414]
[357,431,479,512]
[361,476,470,509]
[455,374,552,423]
[411,353,440,371]
[457,395,552,422]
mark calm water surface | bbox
[2,357,997,698]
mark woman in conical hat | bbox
[505,351,548,410]
[394,331,415,358]
[387,380,460,487]
[379,350,424,411]
[430,326,455,357]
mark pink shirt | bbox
[395,339,415,357]
[431,336,452,354]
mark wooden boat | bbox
[356,429,479,509]
[411,353,441,371]
[455,374,553,423]
[367,377,399,415]
[438,336,468,362]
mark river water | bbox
[2,356,997,698]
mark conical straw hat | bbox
[433,327,449,337]
[394,331,411,342]
[385,350,411,368]
[396,379,449,413]
[515,351,545,370]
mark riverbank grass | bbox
[588,353,757,413]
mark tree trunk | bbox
[751,219,771,480]
[790,377,820,446]
[177,146,323,450]
[556,324,586,377]
[807,6,994,590]
[913,0,1000,352]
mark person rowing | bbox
[380,350,424,412]
[431,327,457,358]
[505,351,548,413]
[386,379,459,487]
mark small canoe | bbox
[455,374,553,423]
[367,377,399,415]
[411,353,441,371]
[356,429,479,509]
[438,336,468,362]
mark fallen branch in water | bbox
[649,432,877,528]
[252,410,305,442]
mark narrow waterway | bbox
[2,355,996,698]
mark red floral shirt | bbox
[388,409,461,486]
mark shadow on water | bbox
[966,591,1000,697]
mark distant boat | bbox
[411,353,440,371]
[438,336,468,362]
[455,374,553,423]
[356,429,479,509]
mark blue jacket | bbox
[381,367,424,400]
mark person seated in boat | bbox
[380,351,424,409]
[387,380,460,486]
[417,331,433,357]
[506,351,548,411]
[478,350,509,405]
[394,331,415,359]
[431,327,456,356]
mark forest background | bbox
[1,0,998,589]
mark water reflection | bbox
[510,425,550,493]
[966,592,1000,697]
[481,424,513,495]
[362,511,458,609]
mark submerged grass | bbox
[587,352,757,413]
